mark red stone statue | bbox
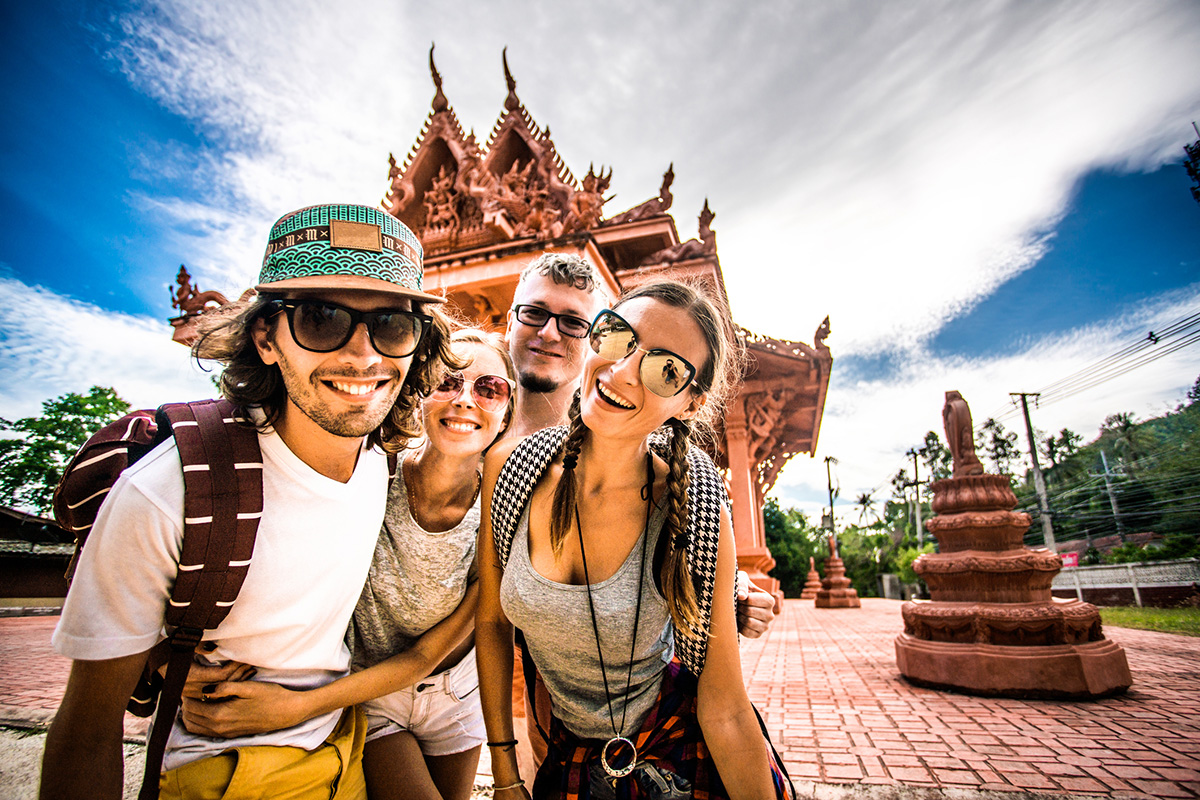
[943,390,984,478]
[170,265,227,315]
[895,391,1132,698]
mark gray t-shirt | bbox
[501,501,674,740]
[351,464,479,670]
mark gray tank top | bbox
[351,463,479,670]
[500,501,674,740]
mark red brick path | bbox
[3,600,1199,797]
[742,598,1200,797]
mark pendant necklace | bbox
[574,451,653,779]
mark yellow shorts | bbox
[158,706,367,800]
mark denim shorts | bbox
[362,647,484,756]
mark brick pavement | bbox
[741,598,1200,798]
[2,600,1198,797]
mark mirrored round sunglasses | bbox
[587,309,697,398]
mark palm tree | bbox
[855,491,877,525]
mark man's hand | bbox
[735,571,777,638]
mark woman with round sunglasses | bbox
[477,281,790,800]
[182,328,516,800]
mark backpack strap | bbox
[138,398,264,800]
[491,426,569,568]
[491,426,732,677]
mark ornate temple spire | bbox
[430,43,448,113]
[502,47,519,111]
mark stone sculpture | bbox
[895,391,1132,698]
[814,531,861,608]
[943,390,984,477]
[799,557,822,600]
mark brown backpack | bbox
[53,398,263,800]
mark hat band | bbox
[262,224,422,267]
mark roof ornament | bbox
[430,43,449,113]
[502,46,520,112]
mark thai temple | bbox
[171,47,834,598]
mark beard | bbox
[518,371,560,394]
[277,359,404,438]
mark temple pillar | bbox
[725,397,780,598]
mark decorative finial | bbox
[430,43,448,113]
[502,47,519,111]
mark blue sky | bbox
[1,1,1198,516]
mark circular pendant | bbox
[601,736,637,778]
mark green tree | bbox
[763,497,825,597]
[976,417,1019,475]
[919,431,951,482]
[854,491,877,525]
[0,387,131,514]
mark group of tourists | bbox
[41,203,791,800]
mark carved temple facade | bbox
[383,49,832,594]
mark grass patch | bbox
[1100,606,1200,637]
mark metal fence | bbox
[1052,558,1200,607]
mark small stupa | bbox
[894,391,1132,698]
[800,557,822,600]
[814,534,861,608]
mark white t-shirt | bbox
[53,423,389,770]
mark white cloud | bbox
[0,276,218,420]
[772,283,1200,519]
[86,1,1200,357]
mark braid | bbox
[662,417,702,639]
[550,390,586,556]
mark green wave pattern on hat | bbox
[258,203,426,292]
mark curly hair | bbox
[518,252,602,295]
[192,292,465,452]
[548,279,744,639]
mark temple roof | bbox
[378,49,831,499]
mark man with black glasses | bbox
[42,204,454,800]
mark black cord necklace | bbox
[574,451,653,779]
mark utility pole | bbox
[1099,450,1126,542]
[1011,392,1056,552]
[905,448,923,545]
[824,456,838,534]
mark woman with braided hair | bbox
[476,281,791,800]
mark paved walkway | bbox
[2,599,1198,798]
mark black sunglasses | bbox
[588,309,697,398]
[511,304,591,339]
[266,299,431,359]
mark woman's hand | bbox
[180,680,313,738]
[180,659,256,701]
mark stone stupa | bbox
[894,391,1132,698]
[815,534,861,608]
[800,557,822,600]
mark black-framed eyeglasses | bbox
[429,372,515,413]
[511,304,591,339]
[266,299,431,359]
[588,309,697,398]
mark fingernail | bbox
[202,684,217,694]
